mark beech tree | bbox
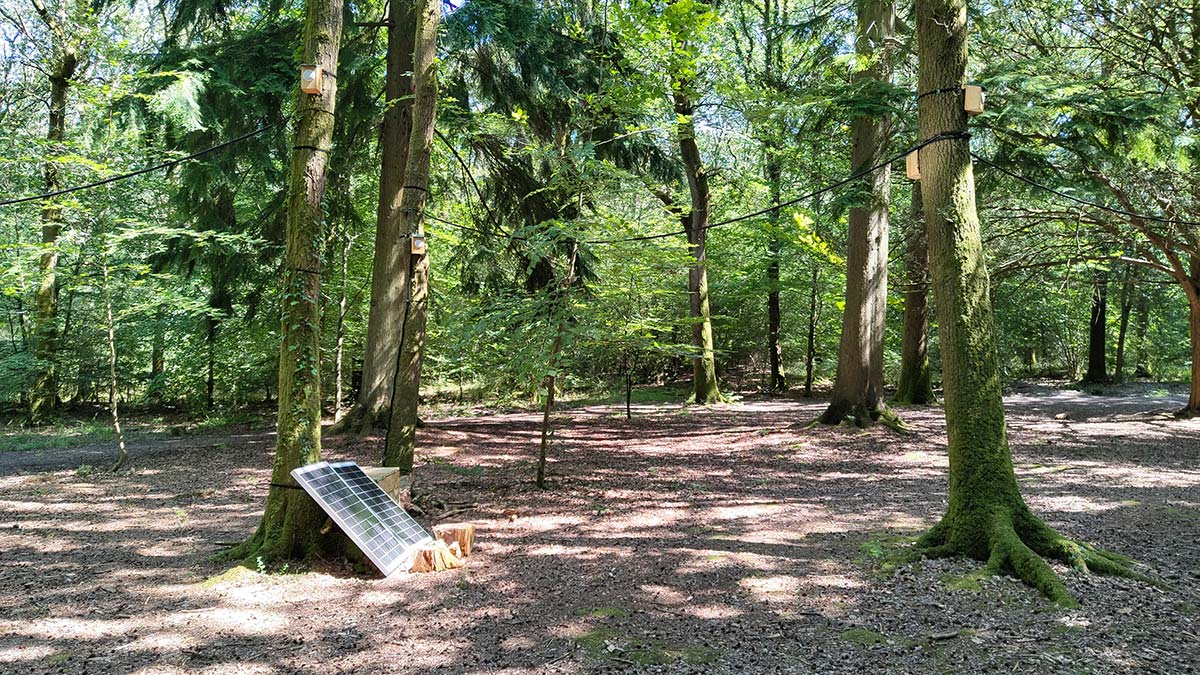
[909,0,1141,604]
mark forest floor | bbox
[0,383,1197,674]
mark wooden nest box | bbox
[964,85,985,116]
[906,151,920,181]
[300,64,323,94]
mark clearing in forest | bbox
[0,386,1197,674]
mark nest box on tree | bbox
[300,64,323,94]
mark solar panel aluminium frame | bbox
[290,460,433,576]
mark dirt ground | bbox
[1,384,1198,674]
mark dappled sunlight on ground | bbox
[0,389,1196,673]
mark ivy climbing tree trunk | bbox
[1082,274,1108,383]
[383,0,439,473]
[911,0,1141,604]
[673,85,722,404]
[894,181,935,405]
[819,0,896,427]
[338,0,418,434]
[29,3,81,423]
[231,0,343,564]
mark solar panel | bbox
[291,460,432,576]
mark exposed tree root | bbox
[1174,406,1200,420]
[901,507,1150,606]
[806,402,910,433]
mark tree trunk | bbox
[1113,267,1132,383]
[149,306,165,405]
[1187,286,1200,416]
[673,86,721,404]
[333,232,352,419]
[820,0,895,426]
[913,0,1139,605]
[30,48,79,423]
[1082,275,1108,383]
[100,243,128,472]
[894,180,936,405]
[383,0,440,473]
[340,0,418,433]
[766,150,786,393]
[803,265,820,397]
[1131,287,1151,378]
[231,0,343,564]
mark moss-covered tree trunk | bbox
[338,0,418,434]
[673,86,722,404]
[912,0,1140,604]
[232,0,343,564]
[894,181,935,405]
[383,0,439,473]
[1082,275,1108,383]
[30,35,79,423]
[820,0,895,426]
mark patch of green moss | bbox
[840,627,888,647]
[576,606,629,618]
[575,626,721,666]
[1174,602,1197,615]
[940,570,988,592]
[46,653,70,665]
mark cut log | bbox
[409,539,463,573]
[432,523,475,557]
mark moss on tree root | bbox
[813,402,909,432]
[905,506,1148,606]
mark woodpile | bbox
[410,523,475,573]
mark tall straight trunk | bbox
[762,0,785,394]
[232,0,343,564]
[342,0,418,432]
[333,232,352,418]
[913,0,1138,604]
[820,0,895,426]
[1113,267,1132,383]
[766,151,786,393]
[1186,281,1200,415]
[803,265,820,397]
[100,244,127,472]
[30,48,79,423]
[894,180,935,404]
[383,0,440,473]
[1131,287,1151,378]
[672,86,721,404]
[149,306,165,404]
[1083,275,1108,383]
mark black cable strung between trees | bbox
[4,118,1196,240]
[0,123,278,208]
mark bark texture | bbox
[673,86,722,404]
[820,0,895,426]
[340,0,418,433]
[30,17,80,423]
[1082,275,1108,383]
[894,180,935,405]
[383,0,439,472]
[912,0,1140,604]
[232,0,343,564]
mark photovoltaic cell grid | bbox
[291,461,432,576]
